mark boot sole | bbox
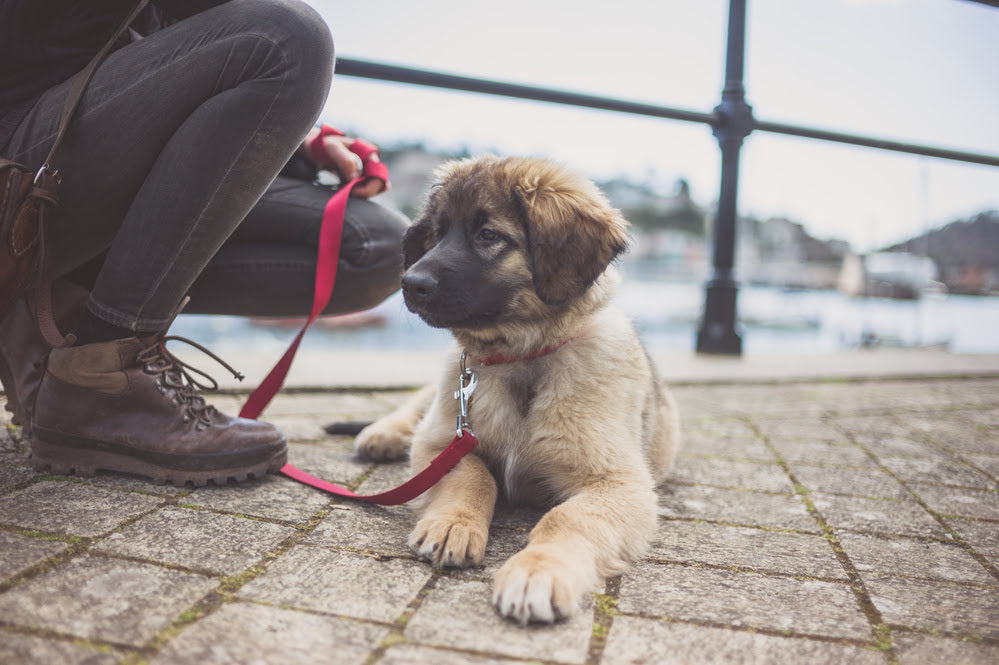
[29,438,287,487]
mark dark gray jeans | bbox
[3,0,407,331]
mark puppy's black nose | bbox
[401,270,437,302]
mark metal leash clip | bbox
[454,350,477,437]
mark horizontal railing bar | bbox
[336,57,999,169]
[754,119,999,168]
[336,58,717,126]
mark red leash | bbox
[280,428,478,505]
[239,126,478,503]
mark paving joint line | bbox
[901,415,999,486]
[885,623,999,645]
[367,640,573,665]
[668,480,798,497]
[0,621,134,661]
[644,557,852,585]
[612,613,884,650]
[586,576,621,665]
[362,573,441,665]
[658,514,825,536]
[129,495,340,662]
[0,488,176,594]
[830,419,999,585]
[747,416,900,664]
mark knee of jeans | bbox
[229,0,335,112]
[345,199,410,266]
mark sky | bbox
[305,0,999,252]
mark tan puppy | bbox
[355,156,680,623]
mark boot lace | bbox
[136,336,245,431]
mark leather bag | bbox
[0,160,56,317]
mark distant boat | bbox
[838,252,945,300]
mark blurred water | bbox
[170,279,999,355]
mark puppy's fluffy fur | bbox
[355,156,680,624]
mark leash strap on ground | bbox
[239,129,473,504]
[281,429,479,504]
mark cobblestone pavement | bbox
[2,377,998,665]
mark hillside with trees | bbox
[882,210,999,294]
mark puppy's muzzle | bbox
[401,269,438,307]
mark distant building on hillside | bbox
[838,252,942,299]
[737,217,850,290]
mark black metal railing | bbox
[336,0,999,355]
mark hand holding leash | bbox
[305,125,389,198]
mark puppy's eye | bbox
[477,228,500,243]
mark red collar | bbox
[474,337,574,367]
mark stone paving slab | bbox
[0,480,162,537]
[671,456,796,493]
[602,617,888,665]
[0,451,35,493]
[91,505,296,575]
[0,633,122,665]
[658,484,820,532]
[0,530,69,580]
[379,644,528,665]
[2,375,998,664]
[865,576,999,639]
[649,520,847,579]
[0,555,218,646]
[237,545,432,623]
[892,634,999,665]
[789,464,912,500]
[836,531,995,585]
[307,501,414,557]
[618,561,872,640]
[182,474,331,523]
[809,492,952,539]
[946,517,999,564]
[404,577,594,664]
[150,601,389,665]
[908,483,999,520]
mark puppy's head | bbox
[401,156,628,331]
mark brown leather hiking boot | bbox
[30,335,287,486]
[0,284,88,433]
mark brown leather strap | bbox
[38,0,150,180]
[30,0,149,349]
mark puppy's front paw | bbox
[492,547,593,624]
[354,421,410,461]
[409,513,487,568]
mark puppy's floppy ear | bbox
[402,215,434,269]
[403,186,444,269]
[514,166,629,306]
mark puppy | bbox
[355,156,680,623]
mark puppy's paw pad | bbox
[409,515,487,568]
[492,550,584,624]
[354,423,410,461]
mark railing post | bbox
[696,0,754,355]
